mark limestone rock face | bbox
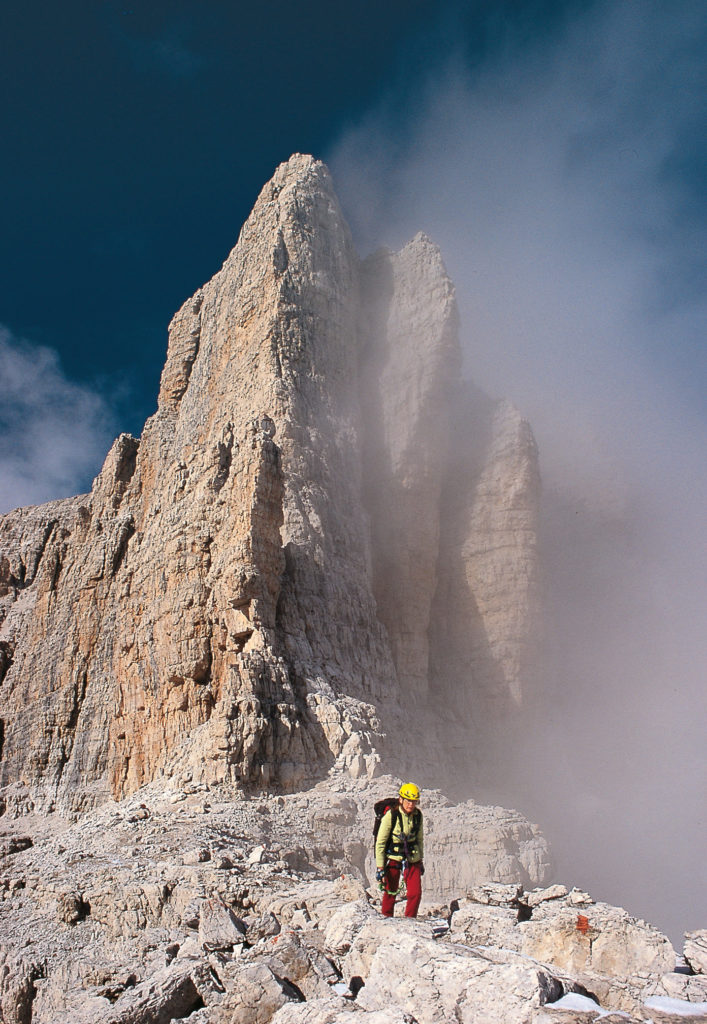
[422,799,552,897]
[0,155,541,812]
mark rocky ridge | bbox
[0,775,704,1024]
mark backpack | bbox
[373,797,421,861]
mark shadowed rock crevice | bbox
[212,423,235,492]
[0,640,13,686]
[110,434,139,488]
[109,516,135,576]
[28,521,58,585]
[359,237,462,709]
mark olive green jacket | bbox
[375,805,424,868]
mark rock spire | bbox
[0,155,540,814]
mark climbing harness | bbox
[378,867,407,900]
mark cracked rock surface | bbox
[0,775,702,1024]
[1,154,540,816]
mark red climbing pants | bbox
[381,861,422,918]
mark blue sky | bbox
[1,0,704,510]
[0,0,705,942]
[1,0,703,509]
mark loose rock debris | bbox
[1,774,704,1023]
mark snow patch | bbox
[546,992,629,1017]
[644,995,707,1016]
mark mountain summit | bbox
[0,155,540,814]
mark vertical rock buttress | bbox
[0,156,396,812]
[359,235,461,704]
[0,155,541,812]
[358,238,541,782]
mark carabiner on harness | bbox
[378,862,407,899]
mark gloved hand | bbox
[376,868,385,882]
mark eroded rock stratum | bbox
[0,155,540,815]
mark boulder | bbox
[343,918,569,1024]
[324,900,380,955]
[271,998,358,1024]
[527,884,569,908]
[446,884,677,1016]
[272,998,417,1024]
[448,898,519,948]
[519,899,676,983]
[198,898,247,950]
[209,961,303,1024]
[684,930,707,975]
[76,960,215,1024]
[264,876,369,931]
[253,929,338,999]
[658,970,707,1003]
[182,848,211,865]
[248,911,282,943]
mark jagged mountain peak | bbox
[0,157,539,816]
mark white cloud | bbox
[0,327,117,514]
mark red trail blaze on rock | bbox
[576,914,590,934]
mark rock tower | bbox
[0,155,540,815]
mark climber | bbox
[375,782,424,917]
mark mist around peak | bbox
[328,0,706,944]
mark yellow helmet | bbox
[399,782,420,802]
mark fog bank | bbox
[329,0,706,943]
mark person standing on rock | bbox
[375,783,424,917]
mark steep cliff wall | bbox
[0,155,540,814]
